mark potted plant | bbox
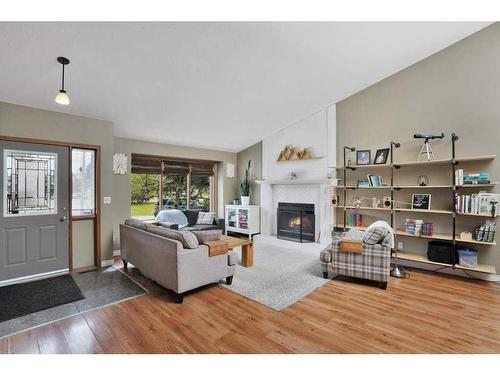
[240,160,252,206]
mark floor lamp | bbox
[389,140,408,279]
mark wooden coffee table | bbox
[220,235,254,267]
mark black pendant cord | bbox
[61,63,65,91]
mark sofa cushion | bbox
[191,229,222,243]
[147,225,199,249]
[184,224,218,231]
[125,218,148,231]
[362,226,389,245]
[155,209,188,229]
[227,251,238,266]
[197,212,216,225]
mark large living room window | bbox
[131,155,216,219]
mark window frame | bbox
[131,154,217,216]
[71,147,97,218]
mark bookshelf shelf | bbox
[342,225,496,246]
[337,205,390,212]
[395,208,453,215]
[337,137,498,277]
[334,155,495,170]
[397,251,496,274]
[335,186,390,190]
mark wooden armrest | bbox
[339,239,363,253]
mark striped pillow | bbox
[196,212,216,225]
[362,227,389,245]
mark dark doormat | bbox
[0,274,84,323]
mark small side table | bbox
[220,235,254,267]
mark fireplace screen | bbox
[277,202,315,243]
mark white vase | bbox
[241,196,250,206]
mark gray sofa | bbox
[120,219,236,303]
[156,208,225,231]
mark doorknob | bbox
[60,207,67,222]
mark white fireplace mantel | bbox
[256,179,333,186]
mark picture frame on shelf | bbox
[367,174,382,187]
[357,179,371,187]
[356,150,371,165]
[374,148,390,164]
[412,193,432,210]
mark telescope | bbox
[414,133,445,140]
[414,132,445,161]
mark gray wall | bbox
[0,102,115,262]
[113,137,238,249]
[336,23,500,275]
[237,141,262,205]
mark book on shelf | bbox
[346,213,362,227]
[405,218,424,236]
[456,192,500,216]
[455,169,490,185]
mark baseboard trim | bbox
[0,268,69,287]
[101,259,115,267]
[113,250,121,257]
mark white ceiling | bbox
[0,22,491,152]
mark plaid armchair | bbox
[320,234,391,289]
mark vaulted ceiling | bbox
[0,22,490,152]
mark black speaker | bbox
[383,197,391,207]
[331,195,339,207]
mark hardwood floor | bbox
[1,258,500,354]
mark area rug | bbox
[221,235,329,311]
[0,266,147,339]
[0,274,84,323]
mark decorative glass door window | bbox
[3,150,57,216]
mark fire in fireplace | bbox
[277,202,315,243]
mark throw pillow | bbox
[196,212,216,225]
[155,209,189,229]
[147,226,199,249]
[362,226,389,245]
[191,229,222,243]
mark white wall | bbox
[260,104,336,244]
[263,105,336,180]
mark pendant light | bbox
[55,56,70,105]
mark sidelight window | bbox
[71,148,96,216]
[3,149,57,217]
